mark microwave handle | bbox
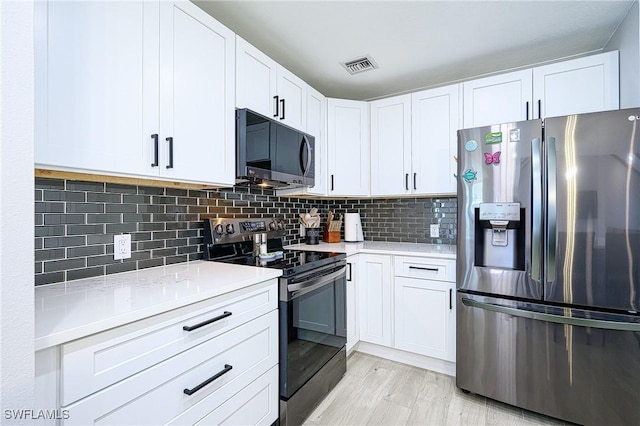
[299,136,312,176]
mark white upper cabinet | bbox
[463,69,533,127]
[159,1,235,185]
[236,37,306,130]
[532,51,619,119]
[235,36,278,119]
[305,87,328,195]
[35,0,235,186]
[370,95,412,196]
[411,85,461,195]
[327,99,370,197]
[36,0,156,176]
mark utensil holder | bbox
[323,230,341,243]
[305,227,321,245]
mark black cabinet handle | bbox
[346,263,352,281]
[151,134,159,167]
[183,311,232,332]
[331,174,334,191]
[280,98,285,120]
[413,173,417,190]
[405,173,409,190]
[449,289,453,310]
[166,137,174,169]
[537,99,542,119]
[183,364,233,396]
[409,266,439,272]
[525,102,529,120]
[273,95,279,118]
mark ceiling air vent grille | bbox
[341,55,379,75]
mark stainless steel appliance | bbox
[204,218,346,426]
[456,108,640,425]
[236,108,315,188]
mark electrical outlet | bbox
[114,234,131,260]
[430,224,440,238]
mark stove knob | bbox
[277,220,285,230]
[269,221,277,231]
[226,224,235,234]
[214,224,224,235]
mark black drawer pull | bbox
[182,311,232,332]
[183,364,233,396]
[409,266,439,272]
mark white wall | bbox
[0,0,35,423]
[606,0,640,108]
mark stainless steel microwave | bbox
[236,108,315,188]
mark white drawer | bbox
[61,280,277,406]
[170,365,279,426]
[63,310,278,425]
[394,256,456,282]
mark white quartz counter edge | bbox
[285,241,456,259]
[34,260,282,351]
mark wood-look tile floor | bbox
[303,352,568,426]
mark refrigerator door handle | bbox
[547,136,557,282]
[461,298,640,332]
[531,138,542,282]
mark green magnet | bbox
[484,132,502,144]
[461,169,477,183]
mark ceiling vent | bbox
[341,55,379,75]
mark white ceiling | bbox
[194,0,635,100]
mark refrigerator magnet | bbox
[461,169,477,182]
[464,140,478,151]
[484,151,501,165]
[484,132,502,144]
[509,128,521,142]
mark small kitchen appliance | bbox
[203,217,347,426]
[344,213,363,242]
[456,108,640,425]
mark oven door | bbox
[279,262,347,400]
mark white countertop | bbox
[285,241,456,259]
[34,261,282,351]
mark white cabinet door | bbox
[358,254,392,347]
[346,254,359,351]
[394,277,455,361]
[277,67,306,130]
[370,94,412,196]
[411,84,461,195]
[306,87,327,195]
[36,0,158,176]
[236,37,306,131]
[235,36,278,119]
[159,1,235,185]
[533,51,619,119]
[463,69,533,127]
[327,98,370,197]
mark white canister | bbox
[344,213,364,242]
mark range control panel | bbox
[204,217,286,245]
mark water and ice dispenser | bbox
[474,203,525,270]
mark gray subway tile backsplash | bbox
[34,177,457,285]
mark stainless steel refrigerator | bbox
[456,108,640,425]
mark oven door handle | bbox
[288,266,346,299]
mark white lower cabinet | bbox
[346,254,360,351]
[393,256,456,362]
[354,253,457,374]
[37,280,279,426]
[358,254,393,347]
